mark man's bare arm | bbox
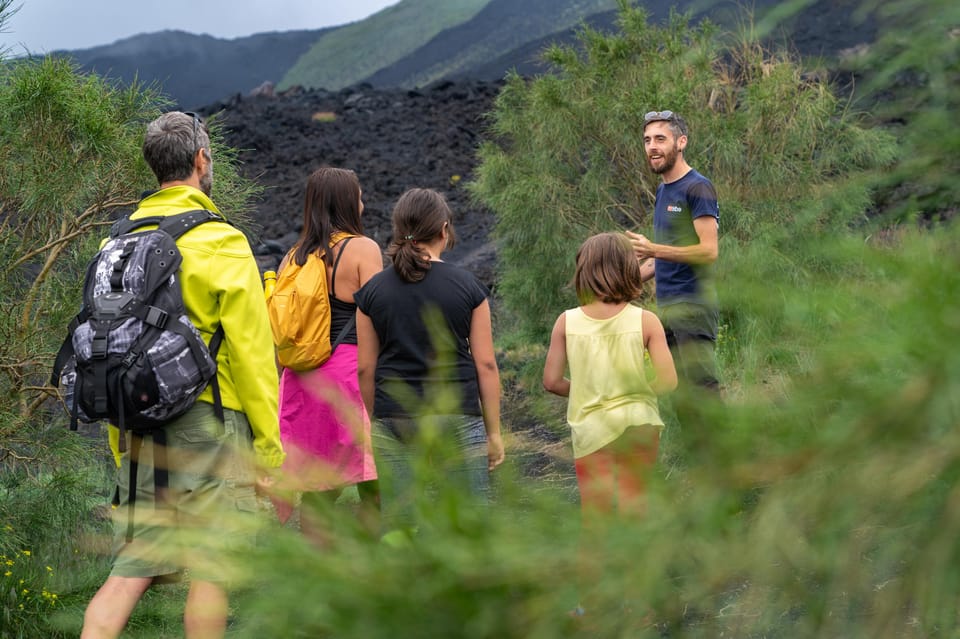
[626,217,718,265]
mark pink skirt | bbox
[277,344,377,499]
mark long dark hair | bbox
[293,167,363,267]
[386,188,456,283]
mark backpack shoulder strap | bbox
[50,309,87,387]
[327,235,357,353]
[278,247,296,274]
[110,210,226,240]
[330,231,356,245]
[111,214,163,238]
[329,236,354,299]
[157,209,226,240]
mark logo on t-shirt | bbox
[667,204,683,213]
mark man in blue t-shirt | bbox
[627,110,720,392]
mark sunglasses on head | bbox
[183,111,204,154]
[644,110,675,122]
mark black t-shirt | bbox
[354,261,489,418]
[652,168,719,308]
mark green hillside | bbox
[393,0,620,88]
[278,0,492,91]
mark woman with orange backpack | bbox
[271,167,384,543]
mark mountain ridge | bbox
[361,0,618,88]
[50,29,328,109]
[40,0,878,110]
[278,0,491,92]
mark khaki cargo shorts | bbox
[109,402,261,584]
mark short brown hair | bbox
[573,233,642,304]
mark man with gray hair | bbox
[81,111,284,639]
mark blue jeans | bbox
[372,415,489,533]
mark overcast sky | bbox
[2,0,399,53]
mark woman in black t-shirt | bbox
[354,188,504,533]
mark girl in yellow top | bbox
[543,232,677,518]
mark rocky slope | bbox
[461,0,877,82]
[196,0,880,288]
[205,80,503,287]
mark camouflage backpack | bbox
[52,209,226,440]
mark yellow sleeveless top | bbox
[565,304,664,458]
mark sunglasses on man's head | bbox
[644,110,675,122]
[183,111,204,153]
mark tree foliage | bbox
[0,54,263,451]
[0,34,265,634]
[0,55,162,442]
[849,0,960,221]
[470,0,896,341]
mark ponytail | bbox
[387,238,431,283]
[387,188,456,284]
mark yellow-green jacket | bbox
[107,185,284,469]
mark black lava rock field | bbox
[205,80,504,288]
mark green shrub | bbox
[849,0,960,222]
[470,0,896,344]
[1,548,60,637]
[0,19,264,633]
[0,462,111,638]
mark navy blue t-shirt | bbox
[354,261,489,419]
[653,168,719,307]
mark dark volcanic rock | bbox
[203,80,502,289]
[196,0,880,289]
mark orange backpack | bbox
[266,233,354,371]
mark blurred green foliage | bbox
[0,0,958,637]
[224,170,960,639]
[225,215,960,637]
[849,0,960,222]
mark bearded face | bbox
[643,120,685,176]
[648,138,680,175]
[199,153,213,196]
